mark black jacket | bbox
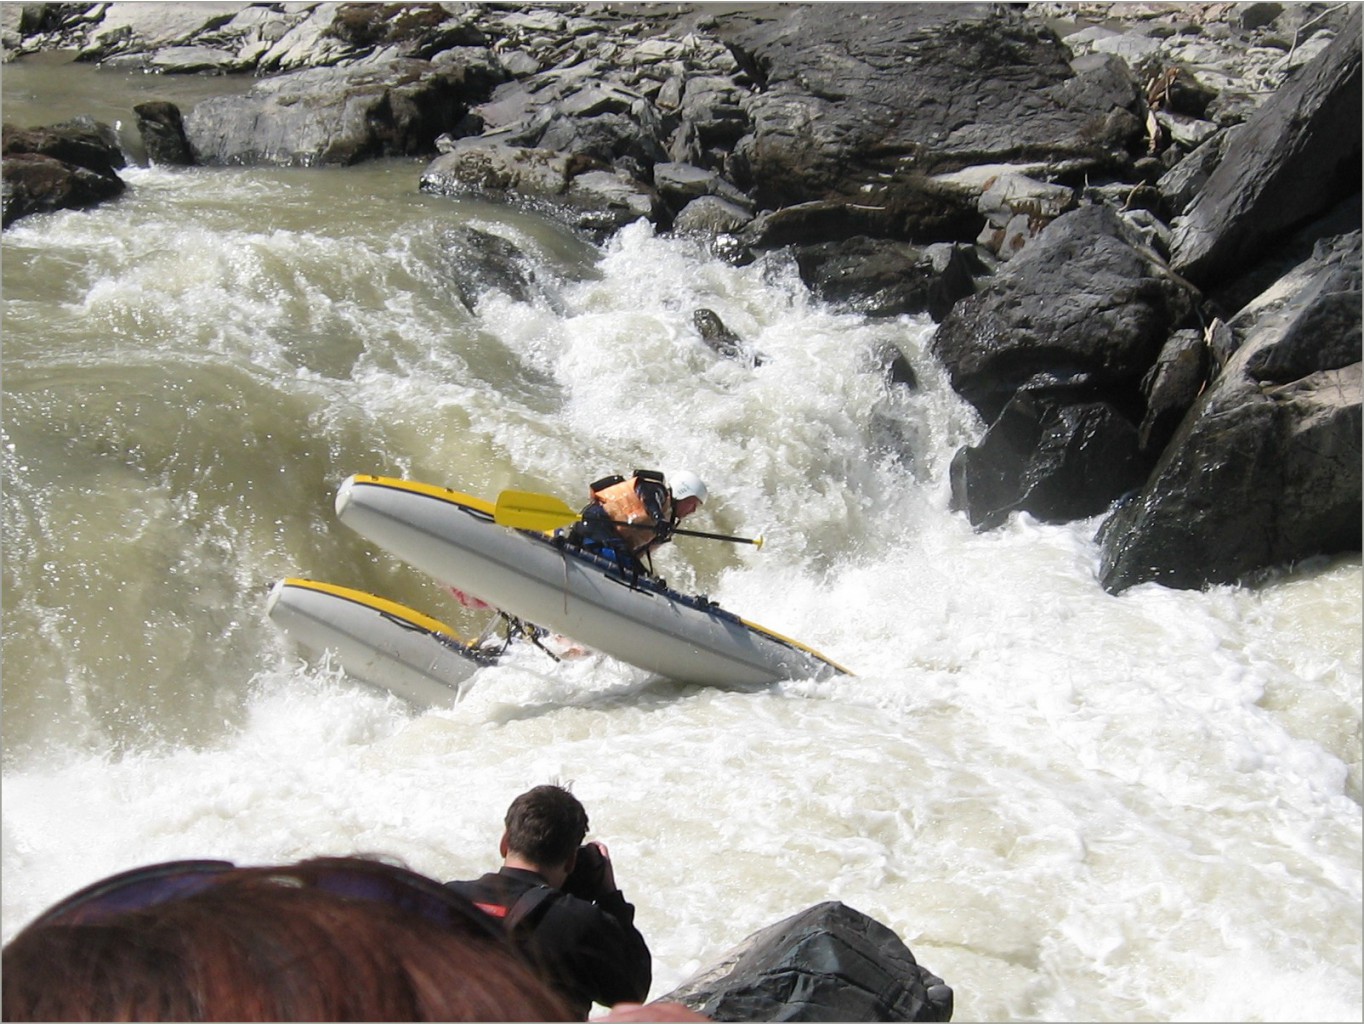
[445,867,652,1018]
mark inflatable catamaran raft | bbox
[332,474,851,688]
[265,577,497,706]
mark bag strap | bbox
[505,883,559,933]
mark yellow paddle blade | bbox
[493,490,582,532]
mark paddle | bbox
[494,490,765,549]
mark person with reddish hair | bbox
[1,855,575,1022]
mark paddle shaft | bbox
[495,490,763,548]
[601,517,764,548]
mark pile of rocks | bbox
[2,1,1359,593]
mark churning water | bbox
[2,62,1360,1022]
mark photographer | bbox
[446,785,652,1020]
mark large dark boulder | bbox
[1099,231,1362,593]
[1,118,126,227]
[664,901,952,1022]
[133,101,193,166]
[716,4,1143,221]
[931,204,1197,423]
[1168,7,1361,291]
[950,393,1152,530]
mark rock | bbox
[70,2,248,65]
[1169,7,1361,290]
[1098,230,1362,593]
[950,392,1152,530]
[734,184,982,253]
[652,160,752,220]
[793,238,983,322]
[663,901,953,1022]
[1,117,125,178]
[1155,124,1241,218]
[133,101,193,166]
[422,140,572,197]
[183,59,500,167]
[693,308,764,367]
[718,5,1142,213]
[420,139,658,240]
[1,117,126,227]
[434,225,541,313]
[672,194,753,236]
[974,172,1079,261]
[1237,3,1285,33]
[931,204,1197,423]
[564,167,660,236]
[1,151,125,228]
[1137,328,1211,452]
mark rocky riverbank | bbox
[3,2,1359,596]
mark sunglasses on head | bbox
[25,857,506,942]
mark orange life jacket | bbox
[590,474,673,554]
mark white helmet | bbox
[668,469,708,506]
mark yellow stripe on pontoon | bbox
[739,618,855,676]
[283,577,466,643]
[349,474,497,516]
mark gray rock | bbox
[183,60,496,167]
[421,140,572,198]
[1155,125,1241,218]
[1099,231,1362,592]
[1138,328,1211,452]
[1169,7,1361,289]
[718,5,1142,214]
[672,194,753,236]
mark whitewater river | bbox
[3,60,1360,1022]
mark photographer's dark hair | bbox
[505,785,589,867]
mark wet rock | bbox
[950,391,1152,530]
[420,138,659,240]
[133,101,193,166]
[1,117,126,227]
[930,204,1197,424]
[692,308,764,367]
[672,194,753,236]
[793,238,983,322]
[664,901,953,1022]
[1137,328,1211,453]
[1099,230,1362,593]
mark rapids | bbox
[2,62,1360,1022]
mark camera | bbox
[562,842,607,899]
